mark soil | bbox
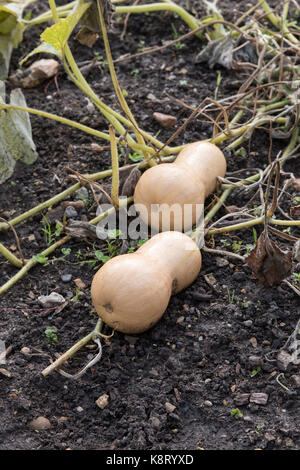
[0,0,300,451]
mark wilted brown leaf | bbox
[290,205,300,219]
[245,232,292,286]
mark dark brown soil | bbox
[0,0,299,451]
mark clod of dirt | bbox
[245,232,293,286]
[29,417,51,431]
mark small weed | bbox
[130,68,140,77]
[232,240,243,253]
[251,366,261,377]
[45,326,58,344]
[220,238,229,248]
[226,286,235,304]
[230,408,243,419]
[242,298,249,308]
[42,216,55,246]
[34,253,49,264]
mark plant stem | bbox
[115,2,201,36]
[109,125,120,209]
[0,197,133,296]
[41,318,103,377]
[0,243,24,268]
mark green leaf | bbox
[20,41,62,65]
[41,2,90,53]
[33,253,48,264]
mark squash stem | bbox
[41,319,103,377]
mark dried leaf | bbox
[65,220,98,240]
[80,0,114,34]
[10,58,59,88]
[290,205,300,219]
[75,26,98,47]
[121,166,141,197]
[195,34,233,69]
[245,232,292,286]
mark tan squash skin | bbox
[134,141,226,231]
[91,232,202,334]
[137,231,202,293]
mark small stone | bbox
[249,337,258,348]
[95,394,109,409]
[20,347,31,355]
[65,206,78,219]
[165,402,176,413]
[277,350,293,371]
[294,240,300,262]
[61,274,72,283]
[38,292,65,307]
[76,406,84,413]
[243,320,253,327]
[285,437,294,447]
[57,416,68,424]
[204,400,213,407]
[291,375,300,387]
[215,257,229,267]
[29,416,51,431]
[248,355,262,366]
[0,368,11,378]
[74,278,86,289]
[249,392,268,405]
[176,316,185,324]
[234,393,250,406]
[146,93,156,100]
[149,416,161,429]
[153,112,177,128]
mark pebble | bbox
[95,394,109,409]
[153,112,177,128]
[294,240,300,262]
[243,320,253,327]
[204,400,213,407]
[291,375,300,387]
[277,350,293,371]
[234,393,250,406]
[249,392,268,405]
[165,402,176,413]
[215,257,229,267]
[149,416,161,429]
[38,292,65,307]
[65,206,78,219]
[29,416,51,431]
[61,274,72,283]
[249,337,258,348]
[248,355,262,366]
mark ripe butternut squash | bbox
[134,141,226,232]
[91,231,202,334]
